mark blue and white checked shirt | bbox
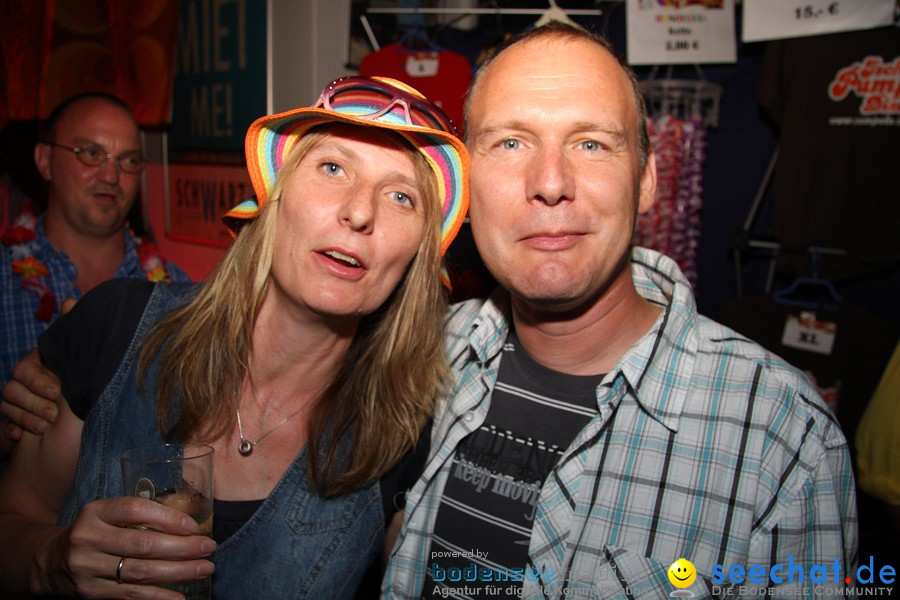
[0,216,190,387]
[383,248,857,600]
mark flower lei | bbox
[2,210,171,323]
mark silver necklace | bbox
[236,404,308,457]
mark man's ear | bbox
[34,143,52,181]
[637,151,657,215]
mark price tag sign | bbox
[781,312,838,356]
[627,0,737,65]
[743,0,895,42]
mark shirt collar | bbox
[33,215,56,258]
[117,227,143,276]
[36,214,136,266]
[466,287,512,364]
[463,248,699,433]
[612,247,699,432]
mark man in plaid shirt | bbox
[1,93,188,458]
[383,24,856,600]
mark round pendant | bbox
[238,440,254,456]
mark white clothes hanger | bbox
[362,2,600,52]
[535,0,585,29]
[641,65,723,128]
[365,5,601,18]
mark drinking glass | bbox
[121,443,214,600]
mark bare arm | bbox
[0,391,215,597]
[384,510,404,568]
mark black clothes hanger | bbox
[773,248,843,311]
[397,22,442,53]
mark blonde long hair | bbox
[139,125,448,496]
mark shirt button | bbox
[463,411,474,422]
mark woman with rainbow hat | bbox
[0,76,469,598]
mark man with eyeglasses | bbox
[0,93,189,396]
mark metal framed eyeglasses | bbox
[49,142,145,174]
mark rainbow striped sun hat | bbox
[223,76,469,260]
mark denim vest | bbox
[58,283,384,599]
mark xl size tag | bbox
[781,312,837,356]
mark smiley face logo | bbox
[667,558,697,589]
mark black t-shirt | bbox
[422,330,602,599]
[719,295,899,457]
[40,278,157,418]
[39,279,429,543]
[758,26,900,276]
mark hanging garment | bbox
[856,341,900,507]
[758,26,900,276]
[720,294,899,439]
[359,43,471,132]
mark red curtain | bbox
[0,0,55,124]
[0,0,178,127]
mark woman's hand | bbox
[0,394,215,598]
[1,348,61,442]
[42,496,216,598]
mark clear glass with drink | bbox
[121,443,214,600]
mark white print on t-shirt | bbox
[452,458,542,521]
